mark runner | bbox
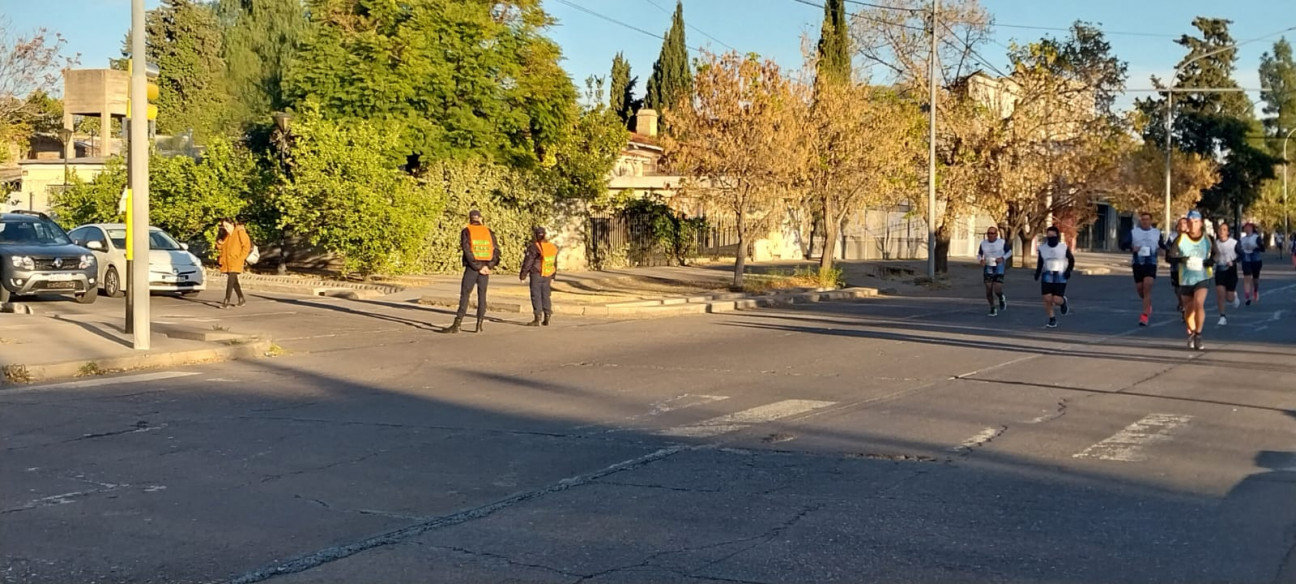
[1164,217,1190,318]
[1124,212,1161,326]
[1213,222,1240,326]
[1172,211,1216,351]
[977,226,1011,316]
[1238,222,1265,305]
[1034,226,1074,329]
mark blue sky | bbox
[3,0,1291,111]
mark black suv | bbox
[0,211,98,304]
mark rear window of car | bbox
[0,219,72,245]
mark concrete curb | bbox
[207,272,404,297]
[415,286,880,319]
[1,339,273,385]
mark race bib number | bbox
[1186,257,1204,271]
[1138,247,1151,258]
[1045,259,1067,273]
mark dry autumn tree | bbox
[0,18,76,163]
[664,51,801,289]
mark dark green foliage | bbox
[1259,38,1296,156]
[644,1,691,112]
[610,52,639,126]
[620,196,705,266]
[815,0,850,84]
[135,0,231,140]
[284,0,577,167]
[217,0,307,127]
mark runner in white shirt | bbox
[1213,222,1240,326]
[977,226,1012,317]
[1123,212,1161,327]
[1238,223,1265,304]
[1033,226,1075,329]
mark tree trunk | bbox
[732,209,746,289]
[934,224,951,274]
[819,199,838,273]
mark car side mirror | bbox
[180,242,189,250]
[86,241,104,251]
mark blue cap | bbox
[1187,210,1202,220]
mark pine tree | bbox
[644,1,691,112]
[136,0,231,140]
[218,0,307,127]
[815,0,851,84]
[609,52,638,126]
[1259,38,1296,156]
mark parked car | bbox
[68,223,206,297]
[0,211,98,304]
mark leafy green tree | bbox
[1259,38,1296,155]
[272,107,433,275]
[150,137,261,245]
[644,1,691,112]
[217,0,307,128]
[1136,18,1278,219]
[815,0,850,84]
[609,52,639,126]
[285,0,576,167]
[137,0,231,140]
[549,78,629,205]
[52,158,127,229]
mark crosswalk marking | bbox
[648,394,729,416]
[952,427,1002,453]
[659,399,837,438]
[1073,413,1193,462]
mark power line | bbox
[842,0,924,13]
[553,0,705,54]
[641,0,737,51]
[990,22,1180,39]
[940,21,1010,78]
[791,0,926,32]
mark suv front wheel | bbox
[76,287,98,304]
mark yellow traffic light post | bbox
[127,0,155,350]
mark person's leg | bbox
[1254,262,1262,300]
[223,272,235,305]
[1215,284,1226,316]
[984,280,995,308]
[456,269,475,319]
[1181,292,1196,334]
[1192,287,1208,334]
[476,274,489,322]
[232,272,245,303]
[541,277,553,323]
[993,281,1004,305]
[1141,276,1154,315]
[528,276,543,324]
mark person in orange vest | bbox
[444,209,499,334]
[520,226,558,326]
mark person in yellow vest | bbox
[444,210,499,334]
[520,226,558,326]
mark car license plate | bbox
[47,273,74,281]
[45,281,76,290]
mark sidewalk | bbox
[0,312,269,384]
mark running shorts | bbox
[1132,264,1157,282]
[1214,265,1238,292]
[1241,260,1263,277]
[1178,280,1211,296]
[1041,282,1067,297]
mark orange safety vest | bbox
[466,224,494,262]
[536,241,558,277]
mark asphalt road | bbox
[3,264,1295,583]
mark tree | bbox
[217,0,307,128]
[665,51,800,288]
[0,20,75,163]
[816,0,851,84]
[644,1,691,112]
[1137,18,1278,220]
[609,52,639,126]
[138,0,231,140]
[1109,141,1218,219]
[285,0,577,168]
[850,0,992,272]
[549,78,629,205]
[1259,38,1296,155]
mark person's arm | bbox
[519,243,537,280]
[1119,231,1132,252]
[238,227,252,257]
[1065,248,1075,279]
[488,230,501,269]
[462,229,484,271]
[976,243,985,264]
[1034,252,1043,281]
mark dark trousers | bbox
[529,275,553,316]
[456,269,489,320]
[224,272,244,301]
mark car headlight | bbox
[9,256,34,270]
[79,255,94,269]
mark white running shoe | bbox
[1218,315,1228,326]
[1230,296,1241,309]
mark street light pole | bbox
[129,0,151,350]
[926,0,939,281]
[1283,127,1295,246]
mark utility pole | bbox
[129,0,151,350]
[926,0,939,281]
[1283,127,1295,245]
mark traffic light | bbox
[126,62,159,121]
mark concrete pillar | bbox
[62,112,75,159]
[101,111,114,156]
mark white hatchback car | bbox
[68,223,206,297]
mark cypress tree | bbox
[816,0,851,84]
[644,1,691,112]
[610,52,637,125]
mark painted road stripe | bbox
[649,394,729,415]
[952,427,1002,452]
[8,371,200,392]
[660,399,837,438]
[1073,413,1193,462]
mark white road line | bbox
[952,427,1002,452]
[1073,413,1193,462]
[648,394,728,415]
[7,371,200,392]
[659,399,837,438]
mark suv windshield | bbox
[105,228,184,251]
[0,219,72,245]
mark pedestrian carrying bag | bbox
[246,245,261,266]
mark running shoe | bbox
[988,307,998,317]
[1192,333,1204,351]
[1060,297,1070,315]
[999,294,1007,310]
[1245,292,1252,306]
[1046,317,1058,328]
[1139,313,1149,327]
[1218,315,1228,326]
[1230,296,1241,309]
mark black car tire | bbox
[179,290,200,297]
[104,266,123,298]
[76,286,98,304]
